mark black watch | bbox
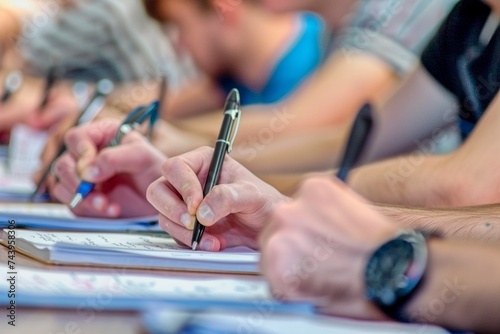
[364,230,431,322]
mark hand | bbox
[0,77,79,131]
[259,176,399,320]
[146,147,288,251]
[51,119,165,218]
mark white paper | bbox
[10,230,258,263]
[0,204,158,231]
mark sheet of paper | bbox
[10,230,257,263]
[0,267,312,313]
[142,309,450,334]
[0,205,158,231]
[0,203,75,219]
[1,266,268,300]
[8,124,48,176]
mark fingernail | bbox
[82,165,100,181]
[106,205,118,217]
[198,204,215,223]
[92,196,105,211]
[180,213,194,229]
[200,239,214,251]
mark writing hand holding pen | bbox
[67,101,161,212]
[30,79,115,201]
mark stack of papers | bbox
[0,203,158,231]
[2,230,260,273]
[142,309,449,334]
[0,267,311,314]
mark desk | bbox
[0,242,259,334]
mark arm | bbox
[377,204,500,242]
[173,52,399,140]
[404,238,500,333]
[350,91,500,207]
[260,177,500,333]
[106,77,224,119]
[230,64,458,174]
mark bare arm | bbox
[377,204,500,242]
[404,238,500,333]
[106,77,224,119]
[232,64,458,174]
[350,91,500,207]
[173,52,399,140]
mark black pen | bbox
[30,79,114,201]
[191,88,241,251]
[336,103,374,182]
[39,66,58,109]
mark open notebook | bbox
[0,203,158,231]
[0,266,311,314]
[2,230,259,274]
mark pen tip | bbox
[191,241,198,251]
[69,194,83,209]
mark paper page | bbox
[143,310,449,334]
[0,266,270,301]
[0,204,158,225]
[8,124,48,176]
[0,203,74,219]
[10,230,258,263]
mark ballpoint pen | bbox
[69,100,160,208]
[149,75,168,140]
[30,79,115,202]
[191,88,242,251]
[336,103,374,182]
[1,70,23,103]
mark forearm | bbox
[349,154,455,207]
[404,238,500,333]
[174,53,398,143]
[232,125,349,173]
[377,204,500,242]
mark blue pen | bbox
[69,101,160,209]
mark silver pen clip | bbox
[225,108,241,153]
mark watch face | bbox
[365,239,414,306]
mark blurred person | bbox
[50,0,500,213]
[143,0,326,118]
[157,0,458,172]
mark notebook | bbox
[141,308,450,334]
[2,230,260,274]
[0,266,312,314]
[0,203,158,231]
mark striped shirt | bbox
[19,0,184,83]
[334,0,459,75]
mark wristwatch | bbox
[364,230,432,322]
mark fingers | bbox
[147,177,192,229]
[52,183,119,218]
[158,215,222,252]
[160,147,216,214]
[64,119,121,175]
[51,153,120,217]
[82,132,164,184]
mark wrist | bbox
[365,230,436,322]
